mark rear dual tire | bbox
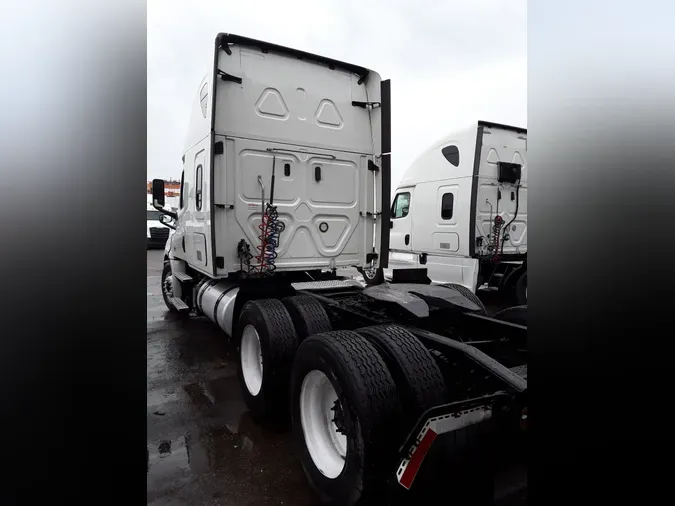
[292,326,446,505]
[234,298,449,505]
[282,295,332,341]
[235,296,332,423]
[234,299,299,423]
[356,325,446,431]
[291,331,401,505]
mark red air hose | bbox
[491,215,504,263]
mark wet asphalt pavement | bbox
[147,249,318,505]
[147,249,507,505]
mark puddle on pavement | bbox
[178,376,252,430]
[147,249,317,504]
[147,412,314,504]
[147,387,181,409]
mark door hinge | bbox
[352,101,381,109]
[217,70,242,84]
[368,160,379,172]
[214,141,224,155]
[360,211,382,217]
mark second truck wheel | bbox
[357,266,385,286]
[356,324,447,433]
[514,272,527,306]
[234,299,299,422]
[440,282,488,316]
[282,295,332,340]
[161,261,180,313]
[291,330,401,506]
[493,305,528,326]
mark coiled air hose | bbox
[254,155,284,276]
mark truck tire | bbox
[439,283,488,316]
[161,261,180,313]
[514,271,527,306]
[356,324,446,432]
[493,305,528,326]
[282,295,332,341]
[234,299,299,422]
[291,330,401,506]
[357,266,385,286]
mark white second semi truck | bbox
[362,122,528,306]
[152,33,527,506]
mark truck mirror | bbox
[152,179,165,207]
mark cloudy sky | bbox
[148,0,526,188]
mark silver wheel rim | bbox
[363,266,377,279]
[163,273,173,299]
[241,325,263,396]
[300,370,347,479]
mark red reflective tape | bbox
[399,428,437,490]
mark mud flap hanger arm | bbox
[352,100,381,108]
[395,392,511,490]
[217,69,242,84]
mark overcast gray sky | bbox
[148,0,526,188]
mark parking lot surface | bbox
[147,249,317,505]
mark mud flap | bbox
[392,393,525,505]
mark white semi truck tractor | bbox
[362,122,528,307]
[152,33,527,506]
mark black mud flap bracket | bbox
[395,393,511,491]
[352,100,381,108]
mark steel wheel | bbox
[514,272,527,306]
[358,265,384,286]
[160,260,180,313]
[162,275,173,299]
[300,370,347,479]
[363,265,378,280]
[240,324,264,396]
